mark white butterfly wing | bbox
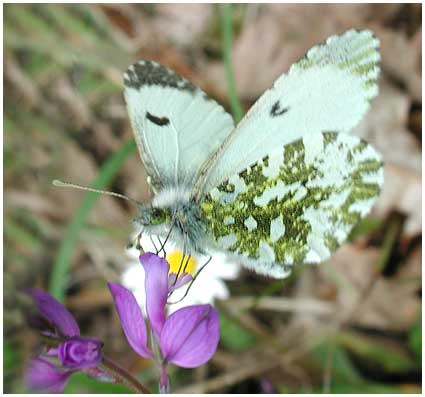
[124,60,235,192]
[197,30,380,196]
[201,132,384,278]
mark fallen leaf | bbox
[152,4,213,48]
[373,163,421,237]
[354,79,419,172]
[372,25,422,101]
[319,245,421,331]
[205,4,404,100]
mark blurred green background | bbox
[4,3,422,393]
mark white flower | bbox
[121,235,240,313]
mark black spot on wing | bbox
[123,60,197,94]
[270,100,289,117]
[146,112,170,126]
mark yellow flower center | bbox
[166,250,197,276]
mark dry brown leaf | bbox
[374,163,421,237]
[372,25,422,101]
[205,4,400,100]
[67,287,112,312]
[398,244,422,280]
[49,134,128,227]
[352,78,421,236]
[354,79,419,172]
[319,245,421,331]
[207,4,343,99]
[152,4,213,48]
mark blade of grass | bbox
[49,140,136,301]
[221,4,244,123]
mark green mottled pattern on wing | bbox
[201,132,383,267]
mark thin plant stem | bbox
[39,333,151,393]
[221,3,244,123]
[101,355,151,394]
[49,140,136,301]
[159,364,170,394]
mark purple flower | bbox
[25,289,105,393]
[25,357,72,393]
[109,252,220,390]
[58,337,103,368]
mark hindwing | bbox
[201,132,383,277]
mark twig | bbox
[176,356,278,393]
[176,336,324,393]
[339,216,402,325]
[225,296,335,316]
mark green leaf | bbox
[348,216,382,240]
[3,339,21,375]
[64,372,132,394]
[408,308,421,363]
[4,219,41,251]
[219,311,257,351]
[326,382,416,394]
[310,341,362,384]
[49,140,136,302]
[338,331,417,373]
[221,4,244,123]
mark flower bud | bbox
[58,337,103,369]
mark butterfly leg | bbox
[168,256,213,305]
[136,233,143,253]
[126,232,143,252]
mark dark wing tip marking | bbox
[270,100,289,117]
[146,112,170,126]
[123,59,197,94]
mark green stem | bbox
[49,140,136,301]
[221,3,244,123]
[374,216,401,272]
[101,355,151,394]
[158,363,170,394]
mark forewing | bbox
[124,60,235,192]
[201,132,383,278]
[198,30,380,195]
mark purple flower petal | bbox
[140,252,169,335]
[168,272,193,293]
[58,336,103,368]
[26,289,80,337]
[25,357,73,393]
[160,304,220,368]
[108,282,153,359]
[46,347,58,356]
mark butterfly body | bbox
[125,29,384,278]
[135,186,211,254]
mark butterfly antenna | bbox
[52,179,142,206]
[156,236,165,256]
[168,256,212,305]
[150,235,159,254]
[158,215,176,256]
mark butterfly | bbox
[123,29,384,278]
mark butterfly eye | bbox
[151,207,169,225]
